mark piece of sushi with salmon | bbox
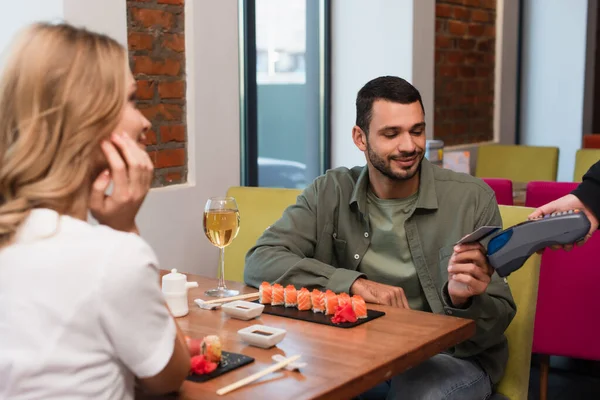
[351,295,368,319]
[271,283,284,306]
[284,284,298,307]
[200,335,222,363]
[324,290,339,315]
[297,288,312,311]
[311,289,325,313]
[337,292,351,308]
[259,281,272,304]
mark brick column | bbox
[127,0,187,186]
[434,0,496,146]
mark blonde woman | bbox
[0,23,190,398]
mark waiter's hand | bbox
[528,194,598,251]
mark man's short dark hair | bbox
[356,76,425,133]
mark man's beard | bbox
[367,142,423,181]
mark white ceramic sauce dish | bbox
[221,300,265,320]
[237,324,286,348]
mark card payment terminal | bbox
[486,210,591,277]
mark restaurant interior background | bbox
[1,1,599,398]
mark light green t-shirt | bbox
[359,189,430,311]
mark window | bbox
[240,0,331,189]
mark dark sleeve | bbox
[572,160,600,219]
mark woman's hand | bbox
[89,132,154,233]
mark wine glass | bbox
[203,197,241,297]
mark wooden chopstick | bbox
[216,355,302,396]
[198,292,259,305]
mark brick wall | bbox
[127,0,187,186]
[434,0,496,146]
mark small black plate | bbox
[255,301,385,328]
[186,351,254,383]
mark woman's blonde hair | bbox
[0,22,127,246]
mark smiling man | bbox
[244,76,516,399]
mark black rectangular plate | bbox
[254,301,385,328]
[186,351,254,383]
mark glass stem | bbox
[217,247,226,291]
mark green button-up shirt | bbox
[244,159,517,385]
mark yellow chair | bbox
[224,186,302,282]
[573,149,600,182]
[475,145,559,182]
[495,206,541,400]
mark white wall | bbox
[330,0,435,168]
[0,0,63,62]
[519,0,589,181]
[412,0,435,142]
[63,0,127,46]
[493,0,519,145]
[0,0,126,58]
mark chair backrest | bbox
[525,181,578,208]
[495,206,541,400]
[573,149,600,182]
[475,145,559,182]
[524,181,600,360]
[532,234,600,359]
[224,186,302,282]
[583,134,600,149]
[482,178,514,205]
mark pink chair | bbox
[525,181,600,400]
[482,178,514,205]
[525,181,580,207]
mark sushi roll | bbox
[284,285,297,307]
[297,288,312,311]
[259,281,272,304]
[324,290,339,315]
[271,283,284,306]
[338,292,351,308]
[352,295,368,319]
[311,289,325,313]
[201,335,222,363]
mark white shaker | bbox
[162,269,199,317]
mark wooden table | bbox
[148,273,475,400]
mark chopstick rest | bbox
[272,354,307,371]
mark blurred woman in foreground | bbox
[0,23,190,399]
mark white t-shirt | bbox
[0,209,176,400]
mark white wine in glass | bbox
[203,197,240,297]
